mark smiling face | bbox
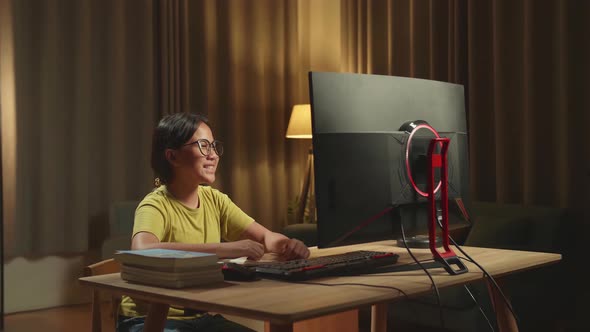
[168,123,219,186]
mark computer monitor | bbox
[309,72,471,249]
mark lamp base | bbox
[295,146,316,224]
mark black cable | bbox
[287,280,410,298]
[457,254,519,324]
[336,259,488,312]
[463,284,495,332]
[438,217,520,327]
[280,258,438,296]
[398,218,445,329]
[359,257,493,331]
[432,215,495,330]
[284,262,430,320]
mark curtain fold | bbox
[0,0,17,258]
[340,0,588,209]
[341,0,467,84]
[185,0,307,231]
[153,0,308,231]
[2,0,310,257]
[3,0,156,257]
[468,0,589,208]
[154,0,189,116]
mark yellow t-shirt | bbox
[119,185,255,318]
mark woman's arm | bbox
[131,231,266,260]
[241,222,310,260]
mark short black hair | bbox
[151,112,210,184]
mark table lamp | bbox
[286,104,315,224]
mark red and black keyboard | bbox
[249,250,399,281]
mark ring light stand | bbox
[396,122,442,249]
[427,137,468,275]
[400,121,468,275]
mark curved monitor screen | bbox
[309,72,471,248]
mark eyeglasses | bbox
[182,139,224,157]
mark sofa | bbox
[100,200,138,259]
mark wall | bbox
[4,256,90,313]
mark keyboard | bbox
[248,250,399,281]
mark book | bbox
[121,263,222,281]
[121,269,223,289]
[120,263,224,288]
[114,249,219,272]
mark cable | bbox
[359,256,494,331]
[436,216,520,327]
[398,217,445,329]
[285,261,437,321]
[463,284,495,332]
[449,236,519,324]
[328,206,394,247]
[457,254,519,324]
[287,280,410,298]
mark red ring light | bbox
[404,123,442,197]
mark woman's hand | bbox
[218,239,265,260]
[239,221,311,260]
[275,238,310,260]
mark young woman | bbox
[118,112,310,332]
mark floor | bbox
[3,302,266,332]
[4,303,112,332]
[3,303,359,332]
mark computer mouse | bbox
[222,262,260,281]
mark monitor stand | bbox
[396,234,441,249]
[394,205,441,249]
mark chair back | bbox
[84,258,121,332]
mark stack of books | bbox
[114,249,223,288]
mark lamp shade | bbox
[286,104,312,139]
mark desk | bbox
[79,240,561,332]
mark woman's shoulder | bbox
[198,185,224,197]
[138,186,171,208]
[198,185,230,203]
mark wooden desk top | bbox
[79,240,561,324]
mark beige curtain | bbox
[340,0,589,210]
[2,0,156,257]
[153,0,310,232]
[151,0,351,231]
[6,0,585,257]
[151,0,348,230]
[180,0,309,231]
[154,0,189,116]
[0,0,17,259]
[468,0,589,209]
[341,0,467,84]
[1,0,314,257]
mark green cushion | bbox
[109,201,139,237]
[281,223,318,247]
[464,202,568,253]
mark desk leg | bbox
[486,278,519,332]
[267,322,294,332]
[143,302,169,332]
[265,310,357,332]
[371,303,387,332]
